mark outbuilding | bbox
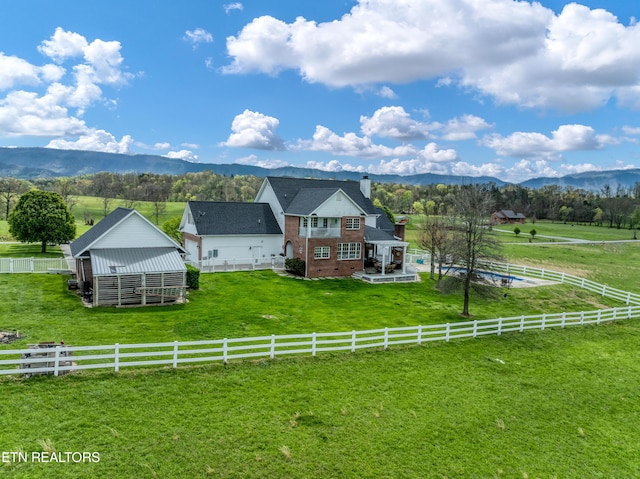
[70,208,187,307]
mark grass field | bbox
[2,219,640,477]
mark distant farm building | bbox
[490,209,526,225]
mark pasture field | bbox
[1,225,640,477]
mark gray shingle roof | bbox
[265,177,378,215]
[364,225,396,242]
[70,207,133,257]
[187,201,282,236]
[285,188,341,215]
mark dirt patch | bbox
[0,330,20,344]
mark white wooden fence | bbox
[186,256,284,273]
[1,262,639,377]
[0,257,69,274]
[1,304,638,377]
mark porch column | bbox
[402,245,407,274]
[381,247,387,276]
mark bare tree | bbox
[0,177,30,220]
[449,184,502,317]
[419,214,452,283]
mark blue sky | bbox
[1,0,640,183]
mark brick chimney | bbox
[360,175,371,199]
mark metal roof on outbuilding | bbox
[90,247,186,276]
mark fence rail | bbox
[2,260,639,377]
[0,257,68,274]
[185,256,284,273]
[2,305,638,377]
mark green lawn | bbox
[1,230,640,478]
[1,321,639,478]
[0,269,619,348]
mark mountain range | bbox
[1,147,639,191]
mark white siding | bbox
[184,238,199,261]
[201,235,282,263]
[179,205,198,235]
[314,192,363,217]
[93,214,178,249]
[254,182,284,232]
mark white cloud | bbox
[235,154,289,169]
[622,126,640,136]
[225,0,640,111]
[223,109,285,150]
[377,86,397,99]
[359,106,436,140]
[224,3,243,14]
[297,125,417,158]
[154,142,171,149]
[417,143,458,162]
[481,124,614,160]
[38,27,88,62]
[183,28,214,49]
[440,114,493,141]
[166,150,199,162]
[46,129,133,153]
[0,89,88,137]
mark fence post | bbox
[351,330,356,353]
[497,318,502,336]
[114,343,120,372]
[561,272,565,283]
[601,285,606,297]
[581,278,585,288]
[312,333,317,357]
[541,269,545,279]
[223,338,228,364]
[579,312,584,325]
[384,327,389,350]
[541,314,546,331]
[173,341,179,368]
[30,257,34,273]
[596,310,601,325]
[270,335,276,359]
[561,312,566,328]
[519,315,525,332]
[627,292,631,305]
[417,325,422,346]
[9,258,13,273]
[473,320,478,338]
[445,323,450,342]
[612,308,617,322]
[54,346,60,377]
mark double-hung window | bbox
[346,218,361,230]
[337,242,361,260]
[314,246,330,259]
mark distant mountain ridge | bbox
[1,147,639,190]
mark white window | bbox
[337,242,361,260]
[303,217,328,228]
[207,249,218,259]
[314,246,330,259]
[346,218,361,230]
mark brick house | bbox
[180,176,413,280]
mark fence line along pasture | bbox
[2,261,639,377]
[1,304,638,377]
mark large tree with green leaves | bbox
[8,190,76,253]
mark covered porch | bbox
[355,237,419,283]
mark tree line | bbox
[2,172,640,229]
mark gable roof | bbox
[264,176,378,215]
[70,207,185,257]
[186,201,282,236]
[70,207,133,257]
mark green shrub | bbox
[186,263,200,289]
[285,257,305,276]
[513,226,521,236]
